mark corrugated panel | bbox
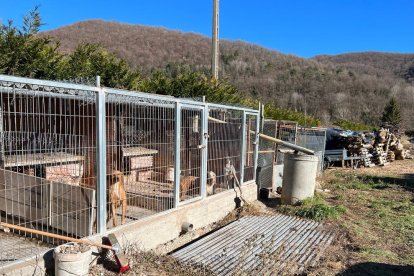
[172,214,335,275]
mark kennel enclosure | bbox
[0,74,260,268]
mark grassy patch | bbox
[276,193,346,222]
[295,203,346,221]
[330,173,389,190]
[359,247,399,262]
[323,168,414,266]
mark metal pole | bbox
[256,132,315,155]
[96,77,106,234]
[174,102,181,207]
[240,111,246,184]
[200,104,209,198]
[322,129,327,171]
[253,111,260,181]
[294,123,298,144]
[96,75,101,88]
[0,103,4,167]
[260,104,265,130]
[212,0,219,79]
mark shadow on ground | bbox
[356,174,414,192]
[259,194,282,208]
[338,262,414,276]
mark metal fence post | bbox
[294,123,298,144]
[174,102,181,207]
[96,77,107,234]
[200,104,209,198]
[322,129,327,171]
[253,112,261,181]
[240,111,246,185]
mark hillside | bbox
[43,20,414,128]
[314,52,414,83]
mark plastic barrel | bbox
[54,243,92,276]
[281,153,319,205]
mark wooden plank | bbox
[4,152,85,167]
[122,147,158,157]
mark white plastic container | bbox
[281,153,319,205]
[54,243,92,276]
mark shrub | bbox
[334,119,376,131]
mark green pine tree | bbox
[381,97,402,129]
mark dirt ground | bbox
[90,159,414,276]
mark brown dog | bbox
[107,170,127,227]
[180,175,198,200]
[81,170,127,227]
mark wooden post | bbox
[0,222,113,250]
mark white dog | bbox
[207,171,217,195]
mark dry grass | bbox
[90,248,212,275]
[214,201,265,228]
[309,159,414,275]
[90,160,414,275]
[89,201,265,275]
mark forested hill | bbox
[314,52,414,83]
[43,20,414,128]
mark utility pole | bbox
[212,0,219,79]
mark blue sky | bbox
[1,0,414,57]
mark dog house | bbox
[0,75,260,268]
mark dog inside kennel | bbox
[0,88,215,239]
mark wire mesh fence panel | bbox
[105,92,176,227]
[296,127,327,173]
[179,107,202,202]
[0,79,97,266]
[207,108,243,195]
[257,120,278,189]
[275,122,298,165]
[0,75,261,268]
[244,114,257,182]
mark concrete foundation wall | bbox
[110,181,257,250]
[1,181,257,275]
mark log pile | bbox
[360,148,375,167]
[372,146,388,166]
[337,128,411,168]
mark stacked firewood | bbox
[338,128,410,167]
[376,129,409,160]
[360,148,375,167]
[372,146,389,166]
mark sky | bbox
[1,0,414,58]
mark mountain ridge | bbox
[42,20,414,128]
